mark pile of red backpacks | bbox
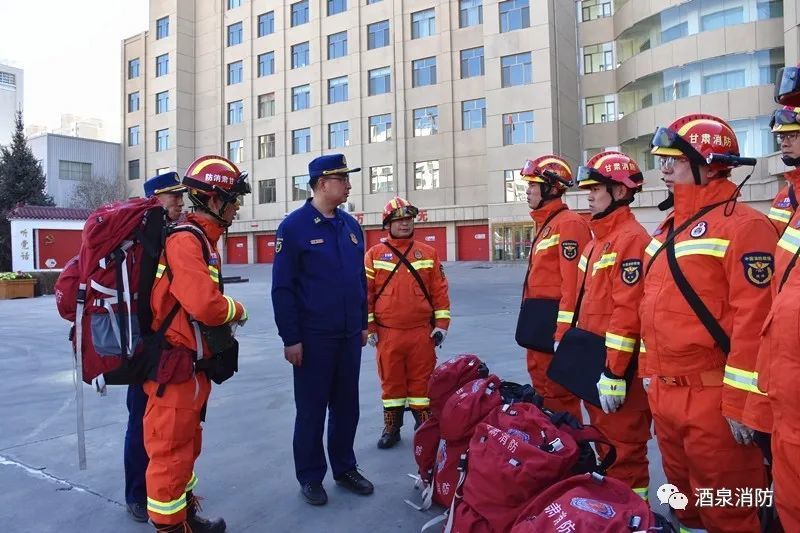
[407,354,673,533]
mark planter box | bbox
[0,279,37,299]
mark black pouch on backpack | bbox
[514,298,560,353]
[197,324,239,385]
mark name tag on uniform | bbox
[310,239,325,245]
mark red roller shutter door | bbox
[366,229,386,250]
[35,229,83,269]
[415,226,447,260]
[256,234,276,263]
[225,235,248,264]
[457,225,489,261]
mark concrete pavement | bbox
[0,262,669,532]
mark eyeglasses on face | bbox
[659,156,688,170]
[776,131,800,144]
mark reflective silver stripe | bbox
[382,398,406,408]
[605,332,636,353]
[673,238,729,259]
[434,310,450,319]
[410,259,434,270]
[768,207,792,223]
[723,365,759,393]
[778,225,800,255]
[368,313,375,323]
[578,255,588,272]
[147,493,187,515]
[372,260,395,271]
[645,238,661,257]
[592,252,617,275]
[557,310,574,324]
[407,397,430,406]
[223,295,236,323]
[535,234,560,253]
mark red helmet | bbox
[183,155,250,201]
[577,151,643,191]
[520,155,573,192]
[382,197,419,228]
[775,63,800,107]
[771,105,800,133]
[650,113,740,172]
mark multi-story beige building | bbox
[121,0,797,263]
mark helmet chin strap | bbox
[188,192,233,227]
[533,183,560,210]
[592,185,632,220]
[782,154,800,167]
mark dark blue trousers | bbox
[293,333,362,485]
[124,383,149,504]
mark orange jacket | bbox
[151,214,246,356]
[766,169,800,233]
[640,179,777,422]
[523,201,592,341]
[365,236,450,331]
[555,206,650,377]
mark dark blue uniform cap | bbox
[308,154,361,179]
[144,171,187,198]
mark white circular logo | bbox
[45,258,57,268]
[690,221,707,238]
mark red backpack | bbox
[511,473,674,532]
[413,416,441,487]
[428,354,489,418]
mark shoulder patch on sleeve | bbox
[741,252,774,288]
[561,240,578,260]
[620,258,642,285]
[275,238,283,254]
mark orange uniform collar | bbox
[589,205,634,239]
[672,179,738,224]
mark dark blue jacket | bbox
[271,199,368,346]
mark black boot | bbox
[153,523,190,533]
[185,492,226,533]
[377,407,403,449]
[411,408,432,431]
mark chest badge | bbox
[310,239,324,245]
[209,253,219,266]
[541,225,551,239]
[381,252,393,260]
[414,250,423,260]
[314,217,321,224]
[690,221,707,238]
[350,232,358,245]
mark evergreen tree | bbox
[0,111,54,270]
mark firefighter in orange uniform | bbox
[555,151,652,499]
[365,197,450,449]
[642,114,773,533]
[144,155,249,532]
[518,155,590,420]
[748,96,800,529]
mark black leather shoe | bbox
[126,502,148,522]
[335,469,374,495]
[301,482,328,506]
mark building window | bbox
[328,0,346,16]
[413,106,438,137]
[412,57,436,87]
[369,114,392,142]
[462,98,486,130]
[411,8,435,39]
[128,58,140,79]
[258,11,275,36]
[128,126,140,147]
[703,70,746,94]
[156,129,169,152]
[414,160,440,190]
[661,22,688,44]
[292,85,311,111]
[291,0,309,26]
[258,179,277,204]
[156,54,169,77]
[292,42,310,69]
[328,76,349,104]
[368,20,390,50]
[156,167,171,175]
[328,121,349,148]
[701,7,744,31]
[499,0,529,32]
[227,100,244,125]
[258,134,276,159]
[504,169,526,202]
[227,139,243,163]
[227,22,243,46]
[368,67,391,95]
[258,93,275,118]
[583,95,616,124]
[228,60,243,84]
[292,128,311,154]
[370,165,394,193]
[582,42,614,74]
[758,1,783,19]
[59,160,92,181]
[128,160,140,181]
[459,0,483,28]
[228,0,242,9]
[293,175,312,200]
[501,52,532,87]
[156,16,169,39]
[367,0,382,4]
[128,92,140,113]
[0,71,15,88]
[579,0,612,22]
[258,52,275,77]
[156,91,169,114]
[328,31,348,59]
[460,47,484,79]
[503,111,534,145]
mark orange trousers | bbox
[143,373,211,525]
[376,324,436,410]
[772,428,800,530]
[525,349,582,421]
[648,379,766,532]
[586,377,652,499]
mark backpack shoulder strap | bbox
[385,241,434,309]
[373,241,413,303]
[163,223,219,290]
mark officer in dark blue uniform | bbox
[272,154,374,506]
[124,172,186,522]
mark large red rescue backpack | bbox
[428,353,489,418]
[511,473,674,532]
